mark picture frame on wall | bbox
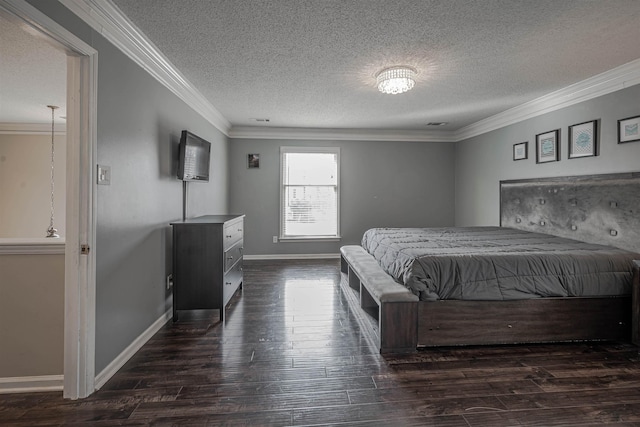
[536,129,560,164]
[568,120,598,159]
[247,153,260,169]
[618,115,640,144]
[513,141,528,161]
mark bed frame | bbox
[340,172,640,353]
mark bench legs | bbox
[380,301,418,353]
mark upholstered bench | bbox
[340,245,417,303]
[340,245,418,353]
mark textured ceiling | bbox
[0,10,67,125]
[3,1,640,133]
[110,0,640,132]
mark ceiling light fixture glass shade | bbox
[376,66,416,94]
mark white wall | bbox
[455,84,640,226]
[0,133,66,238]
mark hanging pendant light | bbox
[46,105,59,238]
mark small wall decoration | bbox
[618,115,640,144]
[513,141,528,161]
[568,120,598,159]
[536,129,560,163]
[247,153,260,169]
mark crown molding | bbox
[58,1,640,143]
[59,0,231,136]
[455,58,640,141]
[229,126,455,142]
[0,123,66,134]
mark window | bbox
[280,146,340,240]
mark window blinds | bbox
[280,148,339,238]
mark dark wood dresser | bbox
[171,214,244,322]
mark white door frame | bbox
[0,0,97,399]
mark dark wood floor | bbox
[3,259,640,426]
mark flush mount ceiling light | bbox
[376,66,417,95]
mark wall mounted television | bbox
[177,130,211,182]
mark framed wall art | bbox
[568,120,597,159]
[513,141,528,161]
[536,129,560,164]
[247,153,260,169]
[618,115,640,144]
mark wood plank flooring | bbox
[2,259,640,426]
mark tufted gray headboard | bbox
[500,172,640,254]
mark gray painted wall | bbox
[229,139,456,255]
[28,1,229,373]
[455,84,640,226]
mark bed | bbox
[340,172,640,353]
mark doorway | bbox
[0,0,97,399]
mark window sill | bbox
[278,236,341,243]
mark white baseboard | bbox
[0,375,64,394]
[244,253,340,260]
[94,309,172,390]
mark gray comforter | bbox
[361,227,638,301]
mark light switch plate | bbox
[97,165,111,185]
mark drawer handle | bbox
[226,235,232,238]
[239,247,244,252]
[238,228,242,232]
[225,282,231,285]
[227,256,233,261]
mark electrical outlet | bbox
[272,236,278,243]
[166,274,173,290]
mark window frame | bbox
[279,146,341,241]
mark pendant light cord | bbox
[46,105,59,238]
[49,106,55,230]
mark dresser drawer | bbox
[224,240,243,272]
[223,260,243,306]
[224,218,244,249]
